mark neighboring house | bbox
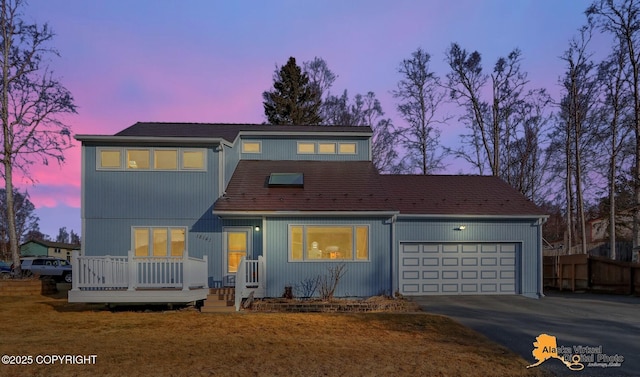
[70,122,547,304]
[20,240,81,261]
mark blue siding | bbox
[394,218,542,297]
[223,144,240,190]
[82,144,225,287]
[239,137,370,161]
[264,217,393,297]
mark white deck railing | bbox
[70,250,208,292]
[235,256,265,311]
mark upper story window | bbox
[338,143,357,154]
[154,149,178,170]
[242,141,262,153]
[99,149,122,169]
[97,147,206,171]
[297,142,316,154]
[127,150,150,169]
[318,143,336,154]
[182,150,205,170]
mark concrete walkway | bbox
[412,292,639,376]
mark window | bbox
[297,142,316,154]
[98,147,206,171]
[289,225,369,261]
[242,141,261,153]
[182,150,205,169]
[133,227,186,257]
[98,149,122,169]
[339,143,357,154]
[154,149,178,170]
[268,173,304,187]
[318,143,336,154]
[127,149,150,169]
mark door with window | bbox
[223,227,252,286]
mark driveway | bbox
[412,292,639,376]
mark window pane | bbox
[291,226,303,260]
[100,150,121,168]
[307,226,352,260]
[170,228,185,256]
[356,226,368,260]
[134,229,149,256]
[182,150,205,169]
[127,149,150,169]
[242,142,261,153]
[339,143,356,154]
[153,228,168,256]
[154,150,178,170]
[318,143,336,154]
[297,142,315,154]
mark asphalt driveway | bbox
[412,292,639,376]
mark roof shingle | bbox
[215,161,547,217]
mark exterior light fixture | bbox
[456,225,466,231]
[254,226,261,232]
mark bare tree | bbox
[0,0,76,272]
[556,25,599,255]
[587,0,640,262]
[597,44,633,259]
[303,56,337,104]
[446,43,551,201]
[393,48,449,174]
[0,188,38,260]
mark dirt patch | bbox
[0,294,550,377]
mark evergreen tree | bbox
[263,57,322,125]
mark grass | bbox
[0,293,549,377]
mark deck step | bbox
[200,291,235,313]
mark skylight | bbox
[268,173,304,187]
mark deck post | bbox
[182,250,189,291]
[128,250,136,291]
[71,250,80,292]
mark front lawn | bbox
[0,294,548,377]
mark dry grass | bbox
[0,293,549,377]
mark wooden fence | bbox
[544,254,640,295]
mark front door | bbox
[223,227,252,286]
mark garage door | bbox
[399,243,517,295]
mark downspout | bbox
[388,214,397,296]
[537,217,548,298]
[218,144,225,197]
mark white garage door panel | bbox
[399,243,517,295]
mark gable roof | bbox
[112,122,372,143]
[214,160,396,213]
[20,240,81,250]
[379,175,547,216]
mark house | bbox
[70,122,547,305]
[20,240,81,261]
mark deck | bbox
[68,251,209,304]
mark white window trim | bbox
[96,147,207,171]
[296,142,316,154]
[181,149,207,171]
[131,226,188,257]
[338,142,357,155]
[96,148,124,170]
[318,142,337,154]
[153,148,179,170]
[242,141,262,154]
[288,224,370,262]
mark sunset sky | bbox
[20,0,604,238]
